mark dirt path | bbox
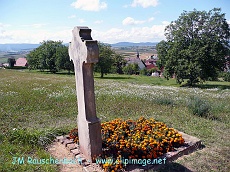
[47,142,83,172]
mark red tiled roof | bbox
[15,58,28,67]
[146,64,157,70]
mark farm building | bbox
[124,51,146,70]
[15,58,28,67]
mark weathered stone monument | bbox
[68,26,102,161]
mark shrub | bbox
[140,68,148,75]
[5,66,27,69]
[187,96,211,117]
[8,128,67,147]
[223,72,230,82]
[155,96,174,106]
[148,68,157,74]
[123,63,140,75]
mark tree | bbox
[8,58,16,67]
[27,46,44,70]
[41,40,63,73]
[156,40,169,70]
[27,40,64,73]
[132,63,140,74]
[113,54,126,74]
[123,63,134,75]
[56,45,74,74]
[123,63,140,75]
[140,68,148,75]
[157,8,230,86]
[94,42,115,78]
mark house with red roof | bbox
[145,59,158,70]
[15,58,28,67]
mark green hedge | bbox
[4,66,28,69]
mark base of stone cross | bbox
[53,131,201,172]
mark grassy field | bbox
[0,69,230,172]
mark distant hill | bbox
[110,42,158,47]
[0,42,158,51]
[0,44,40,52]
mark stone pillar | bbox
[68,26,102,161]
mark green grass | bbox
[0,69,230,172]
[0,57,8,63]
[94,73,181,86]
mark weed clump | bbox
[155,96,174,106]
[187,96,211,118]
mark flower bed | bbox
[69,117,184,171]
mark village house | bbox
[145,59,157,70]
[124,51,164,76]
[124,51,146,70]
[2,63,9,67]
[144,54,158,70]
[15,57,28,67]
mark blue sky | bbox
[0,0,229,44]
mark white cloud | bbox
[122,17,145,25]
[0,23,11,28]
[162,21,170,25]
[0,21,170,44]
[227,20,230,24]
[131,0,159,8]
[0,23,13,42]
[21,23,47,29]
[32,23,47,28]
[94,20,103,24]
[68,15,76,19]
[0,30,12,41]
[78,19,85,23]
[93,23,168,43]
[148,17,154,22]
[71,0,107,11]
[0,28,73,44]
[123,4,129,8]
[68,15,85,23]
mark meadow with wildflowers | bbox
[0,69,230,171]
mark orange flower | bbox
[70,117,185,171]
[147,154,152,159]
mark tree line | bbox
[27,41,156,77]
[27,41,127,77]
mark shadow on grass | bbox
[155,162,194,172]
[34,70,75,76]
[181,83,230,90]
[194,84,230,90]
[94,76,132,80]
[56,72,75,76]
[126,162,193,172]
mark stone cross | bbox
[68,26,102,161]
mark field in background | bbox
[0,69,230,171]
[0,52,28,63]
[113,46,156,59]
